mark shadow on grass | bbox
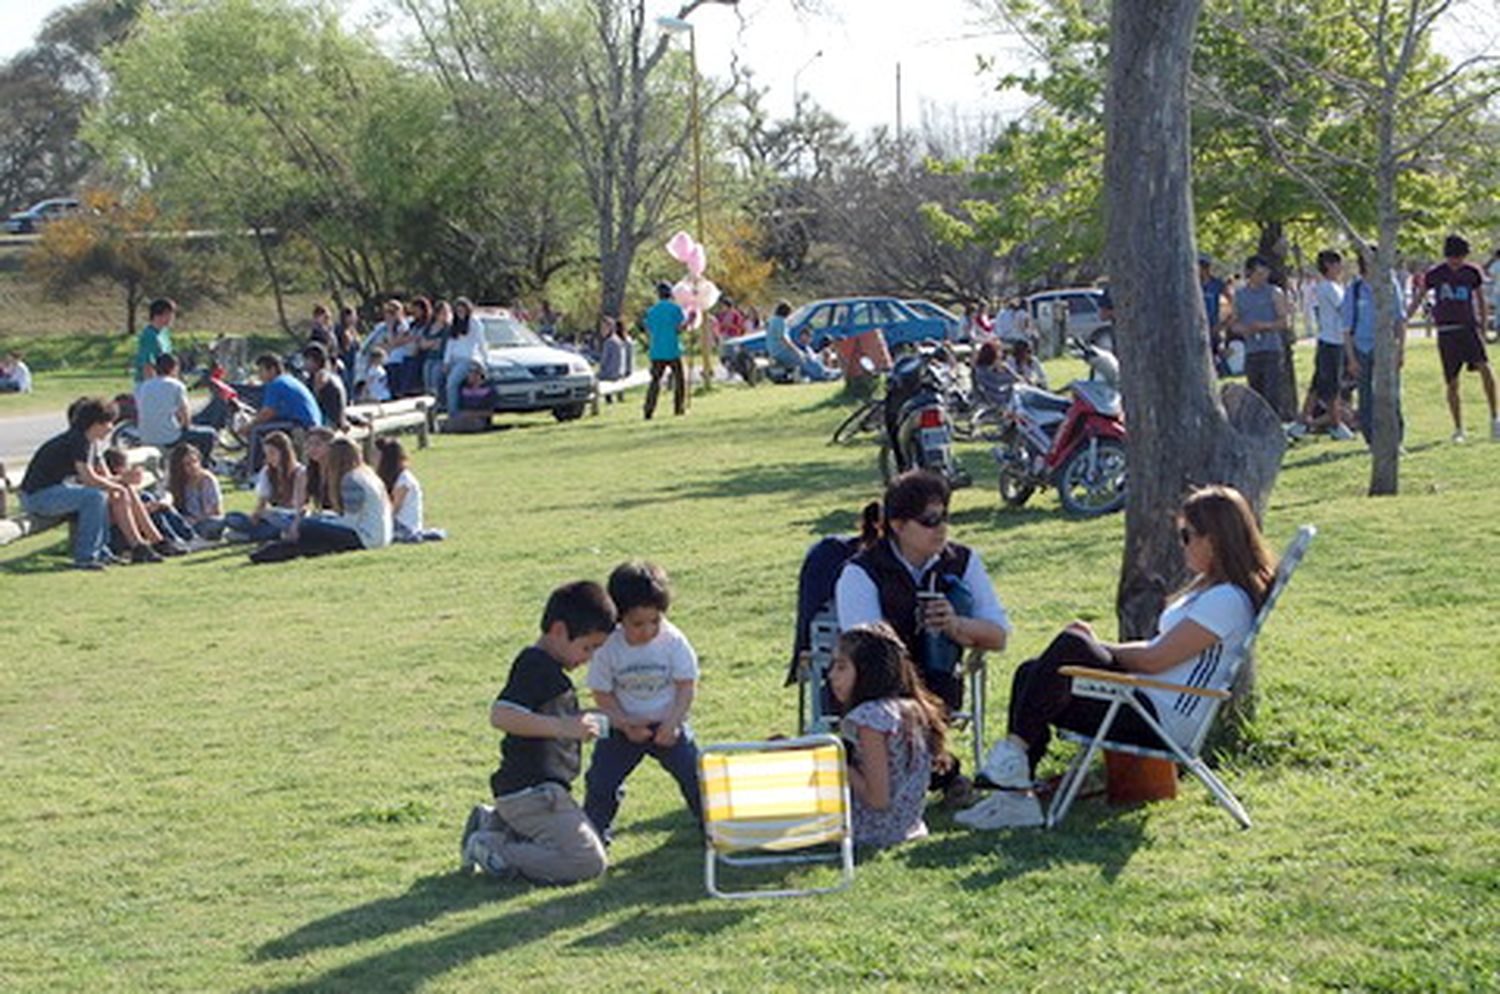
[256,824,755,994]
[906,803,1147,889]
[0,536,68,575]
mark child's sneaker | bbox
[459,803,496,871]
[460,832,510,877]
[978,739,1033,790]
[1329,423,1355,441]
[954,791,1044,830]
[1452,429,1468,444]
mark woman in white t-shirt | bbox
[978,485,1278,791]
[224,430,305,543]
[374,437,445,542]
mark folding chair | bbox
[796,605,989,774]
[699,735,854,899]
[1045,524,1317,830]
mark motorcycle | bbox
[990,337,1126,516]
[878,345,972,488]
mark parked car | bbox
[473,307,596,421]
[3,197,81,234]
[721,296,958,364]
[1026,287,1113,350]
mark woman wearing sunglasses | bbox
[978,484,1278,792]
[835,469,1012,723]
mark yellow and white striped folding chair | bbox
[698,735,854,899]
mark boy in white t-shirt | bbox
[582,560,702,843]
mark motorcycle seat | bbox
[1015,385,1072,416]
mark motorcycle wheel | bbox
[1056,437,1127,516]
[997,464,1034,507]
[830,397,883,445]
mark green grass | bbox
[2,340,1497,993]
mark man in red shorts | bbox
[1408,235,1498,442]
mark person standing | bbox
[1199,257,1230,361]
[1406,235,1498,442]
[597,316,631,404]
[1289,250,1356,440]
[134,298,177,382]
[643,282,687,420]
[1343,252,1406,445]
[1232,255,1292,417]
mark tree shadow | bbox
[256,825,753,994]
[904,805,1147,890]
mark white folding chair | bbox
[698,735,854,900]
[1045,524,1317,830]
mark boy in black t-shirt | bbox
[460,580,616,884]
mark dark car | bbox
[3,197,81,234]
[721,296,958,363]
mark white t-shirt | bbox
[9,360,31,392]
[134,375,188,446]
[363,366,391,402]
[392,468,423,534]
[586,617,699,723]
[1141,582,1254,743]
[1312,278,1346,345]
[253,463,304,511]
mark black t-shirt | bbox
[315,375,347,430]
[490,646,581,796]
[20,429,91,494]
[1425,263,1483,330]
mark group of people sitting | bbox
[458,469,1279,885]
[338,296,490,417]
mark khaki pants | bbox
[483,782,607,885]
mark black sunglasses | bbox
[914,509,949,528]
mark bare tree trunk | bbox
[1369,107,1402,496]
[1106,0,1286,658]
[251,223,294,342]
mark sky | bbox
[0,0,1031,137]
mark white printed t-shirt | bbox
[586,617,699,723]
[1141,582,1254,743]
[1313,278,1347,346]
[392,468,423,534]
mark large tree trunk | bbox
[1106,1,1286,664]
[1369,109,1403,496]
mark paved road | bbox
[0,409,66,473]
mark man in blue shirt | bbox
[643,282,687,419]
[247,352,322,472]
[1342,254,1407,444]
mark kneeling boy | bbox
[461,580,615,884]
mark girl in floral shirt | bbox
[830,623,947,849]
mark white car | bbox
[1026,287,1113,350]
[474,307,596,421]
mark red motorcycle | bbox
[990,338,1127,516]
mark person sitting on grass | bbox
[460,580,616,885]
[166,444,226,542]
[374,437,446,543]
[830,622,947,849]
[962,484,1277,826]
[249,436,390,563]
[0,351,33,393]
[16,398,116,569]
[582,561,702,846]
[99,445,192,558]
[91,441,185,562]
[224,430,305,543]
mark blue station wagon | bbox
[721,296,958,363]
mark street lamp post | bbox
[658,14,711,398]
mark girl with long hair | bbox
[250,437,391,562]
[830,623,948,848]
[167,444,225,540]
[975,485,1277,798]
[443,297,488,415]
[224,430,305,543]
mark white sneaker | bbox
[459,804,496,872]
[954,792,1044,830]
[460,832,508,876]
[1285,422,1309,439]
[1452,429,1468,444]
[1330,423,1355,441]
[979,739,1032,789]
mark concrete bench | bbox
[345,396,436,462]
[590,369,652,415]
[0,446,164,547]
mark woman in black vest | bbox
[835,471,1011,793]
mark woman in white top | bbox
[249,437,390,562]
[980,484,1278,789]
[443,297,489,415]
[224,430,305,543]
[374,437,445,542]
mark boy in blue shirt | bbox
[461,581,615,885]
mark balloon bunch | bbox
[665,230,721,330]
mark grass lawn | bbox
[1,339,1497,993]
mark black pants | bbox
[1008,631,1167,773]
[1244,349,1284,417]
[643,359,685,419]
[250,518,363,563]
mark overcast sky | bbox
[0,0,1031,136]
